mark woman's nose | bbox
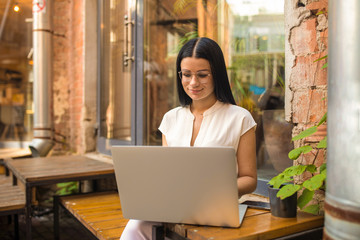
[189,75,199,86]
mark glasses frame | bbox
[178,71,211,83]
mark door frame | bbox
[96,0,144,155]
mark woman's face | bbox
[180,57,216,104]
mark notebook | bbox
[111,146,247,228]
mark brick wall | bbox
[52,0,84,155]
[285,0,328,211]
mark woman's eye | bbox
[197,74,208,78]
[183,73,192,78]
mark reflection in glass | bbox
[100,1,132,142]
[144,0,198,145]
[0,2,33,143]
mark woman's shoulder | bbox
[221,102,253,117]
[163,105,190,119]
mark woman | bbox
[120,37,257,240]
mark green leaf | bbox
[269,174,292,189]
[235,80,247,97]
[316,10,326,15]
[320,163,327,173]
[317,112,327,126]
[268,175,280,188]
[306,165,317,173]
[56,183,69,187]
[313,55,328,62]
[284,165,307,177]
[297,189,314,209]
[303,174,326,191]
[69,185,78,192]
[292,126,318,141]
[322,62,328,69]
[303,204,319,215]
[320,169,327,179]
[317,137,327,148]
[277,184,301,200]
[288,145,313,160]
[56,188,67,195]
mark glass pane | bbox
[221,0,288,180]
[143,0,198,145]
[0,2,33,143]
[100,0,132,142]
[143,0,288,180]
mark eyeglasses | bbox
[178,71,211,83]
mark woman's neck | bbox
[190,97,217,115]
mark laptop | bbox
[111,146,247,228]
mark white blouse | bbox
[158,101,256,152]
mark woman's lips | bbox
[189,89,203,94]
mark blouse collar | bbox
[185,100,224,119]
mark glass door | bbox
[98,0,138,154]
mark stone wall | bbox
[285,0,328,211]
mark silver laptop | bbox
[111,146,247,228]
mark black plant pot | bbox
[268,185,297,218]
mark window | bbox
[0,2,33,145]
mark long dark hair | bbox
[176,37,236,106]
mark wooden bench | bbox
[0,174,26,240]
[54,191,129,240]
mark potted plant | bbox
[268,112,327,216]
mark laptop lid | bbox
[111,146,247,228]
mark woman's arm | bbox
[162,134,168,146]
[236,127,257,197]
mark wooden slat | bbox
[92,218,129,231]
[81,213,125,225]
[97,227,126,240]
[60,192,128,240]
[62,194,120,208]
[186,211,324,240]
[76,205,122,216]
[168,207,270,238]
[0,175,25,212]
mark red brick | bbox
[318,29,328,51]
[300,148,326,167]
[292,89,327,124]
[305,124,327,143]
[306,0,328,12]
[290,53,328,88]
[290,18,318,56]
[51,0,86,154]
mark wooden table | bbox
[4,155,115,240]
[0,148,32,174]
[166,208,324,239]
[0,148,32,160]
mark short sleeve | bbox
[158,111,170,136]
[240,111,257,136]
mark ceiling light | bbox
[13,3,20,12]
